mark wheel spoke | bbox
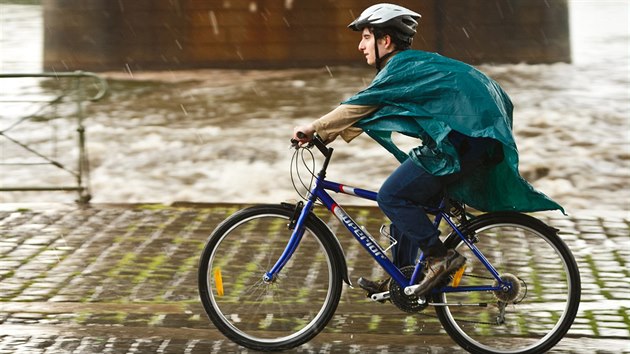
[435,213,580,354]
[198,205,342,351]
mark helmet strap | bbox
[373,33,399,72]
[374,40,382,72]
[377,51,398,72]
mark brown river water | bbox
[1,2,628,219]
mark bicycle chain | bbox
[417,308,502,326]
[415,273,527,326]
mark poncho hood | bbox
[343,50,563,213]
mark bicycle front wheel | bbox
[198,204,343,351]
[435,212,581,354]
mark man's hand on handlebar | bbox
[290,125,331,157]
[292,124,316,147]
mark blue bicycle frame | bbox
[265,138,510,295]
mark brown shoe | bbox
[414,249,466,297]
[357,277,390,294]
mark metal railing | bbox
[0,71,108,203]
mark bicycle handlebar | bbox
[292,133,331,157]
[291,133,333,177]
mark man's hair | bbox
[372,26,413,50]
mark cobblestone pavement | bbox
[0,203,628,353]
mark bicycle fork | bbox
[262,200,311,283]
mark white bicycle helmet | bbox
[348,3,421,44]
[348,3,421,71]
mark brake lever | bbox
[290,139,314,149]
[291,132,315,149]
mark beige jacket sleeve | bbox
[311,104,379,143]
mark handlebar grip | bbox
[291,131,308,147]
[292,132,330,157]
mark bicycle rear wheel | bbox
[435,212,581,354]
[198,204,343,351]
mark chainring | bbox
[389,266,429,313]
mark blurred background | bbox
[0,0,628,218]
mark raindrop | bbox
[175,39,183,50]
[495,1,504,19]
[125,63,134,78]
[54,232,69,263]
[325,65,333,78]
[540,29,548,45]
[209,11,219,35]
[462,27,470,39]
[180,104,188,115]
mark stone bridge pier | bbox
[43,0,571,72]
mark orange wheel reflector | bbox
[214,267,224,296]
[452,264,466,287]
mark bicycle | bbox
[198,135,581,353]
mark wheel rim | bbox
[439,222,578,353]
[204,213,336,344]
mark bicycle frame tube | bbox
[429,211,507,294]
[442,213,502,282]
[265,177,409,287]
[408,208,508,293]
[319,180,378,200]
[317,181,409,287]
[265,171,507,293]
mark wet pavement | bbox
[0,203,628,353]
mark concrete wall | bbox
[435,0,571,63]
[43,0,570,72]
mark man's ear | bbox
[384,34,394,49]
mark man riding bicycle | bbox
[292,3,562,298]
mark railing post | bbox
[74,71,92,204]
[0,72,107,204]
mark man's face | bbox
[358,27,378,66]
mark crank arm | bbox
[404,284,420,295]
[370,291,390,302]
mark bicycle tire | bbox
[434,212,581,354]
[198,204,343,351]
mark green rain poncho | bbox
[343,50,563,213]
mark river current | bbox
[1,1,628,218]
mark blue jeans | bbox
[377,158,443,267]
[377,133,501,267]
